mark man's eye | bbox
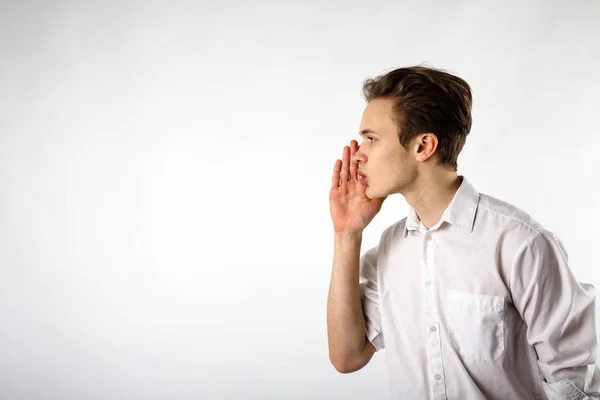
[368,136,375,143]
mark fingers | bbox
[341,145,350,184]
[332,141,359,189]
[331,159,342,189]
[349,140,358,180]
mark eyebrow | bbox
[359,129,380,136]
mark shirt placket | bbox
[422,229,447,400]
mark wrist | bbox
[334,230,363,241]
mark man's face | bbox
[355,98,418,199]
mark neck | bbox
[404,171,463,229]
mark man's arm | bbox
[510,230,600,399]
[327,231,377,373]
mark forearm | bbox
[327,231,369,366]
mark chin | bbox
[365,186,381,200]
[366,185,391,200]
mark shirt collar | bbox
[403,175,480,237]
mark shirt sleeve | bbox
[510,230,600,399]
[359,245,384,351]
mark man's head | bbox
[354,65,472,199]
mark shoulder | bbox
[382,217,408,240]
[476,192,549,241]
[475,192,568,265]
[370,217,409,256]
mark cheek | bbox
[381,153,402,172]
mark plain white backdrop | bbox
[1,0,599,399]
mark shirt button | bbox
[425,280,432,286]
[430,326,437,332]
[434,374,442,381]
[426,235,433,241]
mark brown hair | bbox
[362,65,472,171]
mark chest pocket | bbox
[446,290,506,362]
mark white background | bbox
[1,1,599,399]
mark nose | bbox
[353,144,366,165]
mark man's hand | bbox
[329,140,386,234]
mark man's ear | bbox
[414,133,438,162]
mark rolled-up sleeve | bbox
[510,230,600,399]
[359,245,384,352]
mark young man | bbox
[327,65,600,399]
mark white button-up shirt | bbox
[360,176,600,399]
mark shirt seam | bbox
[476,200,545,236]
